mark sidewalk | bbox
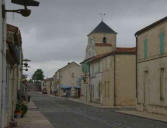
[117,110,167,123]
[66,97,167,123]
[67,97,135,109]
[48,94,135,109]
[16,101,54,128]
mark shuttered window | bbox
[98,62,100,73]
[144,39,148,58]
[92,64,94,75]
[82,62,89,73]
[160,32,165,54]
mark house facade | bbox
[81,21,136,106]
[44,78,53,95]
[87,48,136,106]
[136,17,167,115]
[53,62,82,97]
[1,24,23,128]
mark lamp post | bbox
[2,0,40,18]
[22,58,31,71]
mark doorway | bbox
[143,70,148,111]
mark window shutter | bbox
[92,64,94,75]
[160,32,165,54]
[144,39,148,58]
[98,62,100,73]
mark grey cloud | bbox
[6,0,167,77]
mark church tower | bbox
[86,21,117,59]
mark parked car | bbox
[42,88,47,94]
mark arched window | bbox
[103,37,107,43]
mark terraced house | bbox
[3,24,23,128]
[81,21,136,106]
[136,17,167,115]
[53,62,82,97]
[44,78,53,95]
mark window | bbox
[144,39,148,58]
[108,81,110,97]
[92,85,94,98]
[107,57,110,69]
[92,64,94,75]
[105,81,107,97]
[143,70,148,104]
[103,37,107,43]
[160,32,165,54]
[72,73,74,78]
[98,62,100,73]
[160,68,165,100]
[98,82,101,98]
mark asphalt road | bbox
[31,92,167,128]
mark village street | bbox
[31,92,167,128]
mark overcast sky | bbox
[6,0,167,78]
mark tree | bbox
[32,69,44,82]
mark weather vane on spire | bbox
[99,13,106,21]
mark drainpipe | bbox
[135,35,138,99]
[113,50,116,106]
[85,73,87,103]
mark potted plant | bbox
[14,103,28,118]
[14,104,22,118]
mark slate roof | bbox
[88,21,117,36]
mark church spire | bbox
[88,21,117,36]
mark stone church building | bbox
[81,21,136,106]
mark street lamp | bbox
[22,58,31,71]
[11,0,40,6]
[23,58,31,62]
[2,0,40,18]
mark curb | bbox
[117,110,167,124]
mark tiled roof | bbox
[88,21,117,36]
[80,56,96,64]
[116,47,136,53]
[44,78,53,81]
[7,24,19,33]
[135,16,167,36]
[58,62,80,72]
[83,47,136,63]
[7,24,22,45]
[87,52,113,63]
[95,43,112,46]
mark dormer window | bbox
[103,37,107,43]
